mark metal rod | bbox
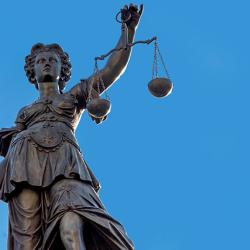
[95,36,157,61]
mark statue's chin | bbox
[41,74,54,83]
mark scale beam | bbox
[95,36,157,61]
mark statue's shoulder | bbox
[67,79,88,97]
[16,105,28,118]
[15,102,34,122]
[65,79,89,109]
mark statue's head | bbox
[24,43,72,93]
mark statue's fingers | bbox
[129,3,138,11]
[121,5,130,21]
[139,4,144,15]
[121,5,129,16]
[123,4,129,10]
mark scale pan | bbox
[87,99,111,119]
[148,77,173,98]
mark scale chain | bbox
[87,63,97,103]
[156,43,170,79]
[152,40,159,79]
[89,60,110,101]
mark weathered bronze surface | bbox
[0,4,144,250]
[148,77,173,97]
[86,99,111,119]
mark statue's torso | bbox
[0,82,102,200]
[13,93,83,151]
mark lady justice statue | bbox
[0,4,143,250]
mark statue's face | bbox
[34,51,61,83]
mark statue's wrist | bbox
[127,26,136,33]
[127,27,136,39]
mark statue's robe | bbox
[0,80,134,250]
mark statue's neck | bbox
[38,82,60,99]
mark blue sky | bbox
[0,0,249,249]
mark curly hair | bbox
[24,43,72,93]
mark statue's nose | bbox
[43,63,51,71]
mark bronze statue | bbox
[0,4,143,250]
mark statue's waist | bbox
[26,114,75,131]
[11,122,80,151]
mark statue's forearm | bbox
[93,26,136,93]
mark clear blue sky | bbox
[0,0,249,249]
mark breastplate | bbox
[30,122,63,149]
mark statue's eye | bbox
[49,57,57,63]
[37,58,46,64]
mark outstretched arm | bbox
[88,4,144,94]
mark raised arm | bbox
[88,4,144,94]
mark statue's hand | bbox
[121,4,144,30]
